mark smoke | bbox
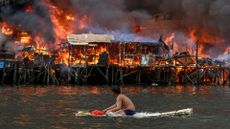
[49,0,151,32]
[0,0,229,57]
[51,0,230,56]
[215,53,230,65]
[110,31,158,43]
[124,0,230,56]
[0,0,55,43]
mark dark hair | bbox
[111,86,121,94]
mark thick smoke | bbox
[49,0,151,32]
[0,0,55,43]
[216,54,230,61]
[124,0,230,56]
[0,0,229,57]
[0,32,22,52]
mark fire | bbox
[0,0,92,65]
[189,28,225,57]
[162,28,226,58]
[47,3,73,42]
[20,32,31,44]
[132,23,144,33]
[1,22,13,35]
[79,15,90,30]
[165,33,175,44]
[65,14,75,21]
[23,51,34,61]
[224,47,230,55]
[24,5,34,13]
[55,49,70,65]
[0,0,227,67]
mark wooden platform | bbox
[0,60,229,86]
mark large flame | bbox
[0,0,227,66]
[1,22,14,35]
[0,0,91,65]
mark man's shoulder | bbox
[117,94,126,99]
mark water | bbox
[1,85,230,129]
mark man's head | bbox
[111,86,121,96]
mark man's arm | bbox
[108,96,122,112]
[103,104,116,112]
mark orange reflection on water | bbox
[14,114,32,126]
[90,87,100,95]
[187,86,197,96]
[18,87,37,95]
[55,87,79,95]
[122,86,142,95]
[50,125,67,129]
[16,87,48,96]
[175,85,183,93]
[32,87,48,96]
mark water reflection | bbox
[55,86,79,95]
[14,114,32,126]
[122,86,142,95]
[90,87,100,95]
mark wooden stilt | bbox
[13,62,17,86]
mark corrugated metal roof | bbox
[67,34,115,45]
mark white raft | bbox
[75,108,193,118]
[132,108,193,118]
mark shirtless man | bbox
[103,86,136,116]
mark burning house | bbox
[66,34,168,67]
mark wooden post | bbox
[43,66,47,85]
[120,68,124,85]
[136,67,141,84]
[106,66,109,84]
[68,44,71,67]
[23,68,27,85]
[0,67,6,85]
[195,40,200,85]
[13,62,17,86]
[84,45,88,85]
[47,66,50,85]
[228,69,230,86]
[112,66,114,85]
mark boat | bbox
[74,108,193,118]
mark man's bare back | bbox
[116,94,135,111]
[103,86,136,116]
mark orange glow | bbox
[24,5,34,13]
[20,32,31,44]
[165,33,175,44]
[189,28,225,57]
[132,23,144,33]
[23,51,35,61]
[90,87,100,94]
[224,47,230,55]
[0,0,226,67]
[65,14,75,21]
[79,15,90,30]
[1,22,13,35]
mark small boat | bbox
[75,108,193,118]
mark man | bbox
[103,86,136,116]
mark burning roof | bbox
[67,34,115,45]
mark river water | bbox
[0,85,230,129]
